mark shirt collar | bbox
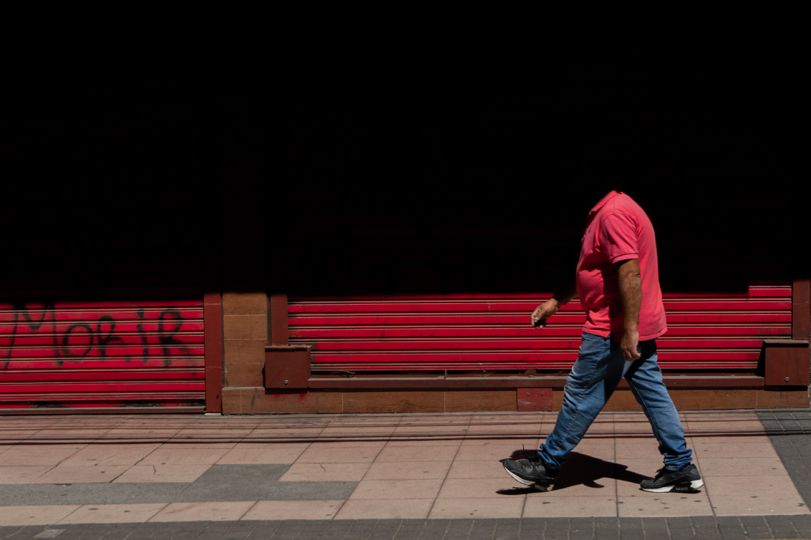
[588,190,623,217]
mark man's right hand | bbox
[531,299,559,327]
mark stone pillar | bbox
[221,292,268,412]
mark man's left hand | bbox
[620,328,641,361]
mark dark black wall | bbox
[1,79,216,295]
[281,61,806,293]
[1,61,806,296]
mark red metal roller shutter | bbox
[289,285,793,374]
[0,299,206,413]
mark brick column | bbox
[221,292,268,412]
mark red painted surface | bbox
[0,370,204,382]
[292,327,791,339]
[517,388,553,411]
[292,326,790,339]
[289,285,793,374]
[1,300,205,412]
[289,287,793,301]
[288,300,792,314]
[288,313,791,326]
[309,339,765,351]
[203,292,223,414]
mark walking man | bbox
[501,190,703,493]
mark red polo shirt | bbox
[576,191,667,341]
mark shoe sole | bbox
[502,463,554,491]
[641,479,704,493]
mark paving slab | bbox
[0,409,810,537]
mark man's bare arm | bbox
[617,259,642,360]
[531,283,577,327]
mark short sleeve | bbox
[599,212,639,263]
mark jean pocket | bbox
[578,333,609,357]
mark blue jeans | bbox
[538,332,692,472]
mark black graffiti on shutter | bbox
[96,315,124,360]
[158,308,190,366]
[60,323,94,361]
[2,304,195,368]
[136,308,149,361]
[2,303,58,370]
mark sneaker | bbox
[640,463,704,493]
[500,458,557,490]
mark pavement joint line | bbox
[757,410,811,512]
[0,515,807,535]
[329,413,403,520]
[613,420,619,521]
[2,412,811,516]
[235,499,257,523]
[426,414,469,520]
[688,430,714,518]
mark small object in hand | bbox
[532,317,547,328]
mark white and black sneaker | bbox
[640,463,704,493]
[500,458,558,491]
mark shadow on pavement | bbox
[496,451,649,495]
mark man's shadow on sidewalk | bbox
[497,450,648,495]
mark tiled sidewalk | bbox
[0,410,808,532]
